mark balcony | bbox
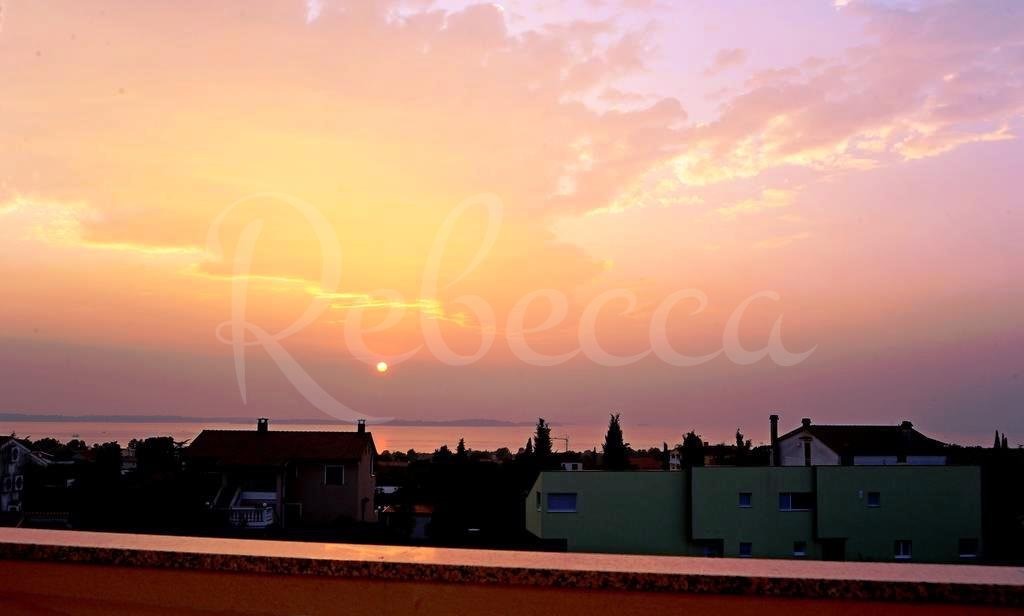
[0,528,1022,615]
[227,505,274,529]
[225,490,277,529]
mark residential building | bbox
[0,437,77,527]
[815,465,982,562]
[525,464,983,563]
[770,415,948,466]
[1,437,39,513]
[691,466,820,559]
[526,471,689,555]
[668,450,681,471]
[186,418,377,529]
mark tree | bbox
[995,430,1002,449]
[432,444,453,463]
[681,430,705,467]
[662,442,670,470]
[1002,434,1010,450]
[455,438,468,461]
[32,437,63,454]
[91,442,123,483]
[534,418,552,459]
[602,413,629,470]
[135,436,179,476]
[516,437,534,461]
[735,428,752,462]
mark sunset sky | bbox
[1,0,1022,444]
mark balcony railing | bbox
[0,529,1021,615]
[227,506,274,528]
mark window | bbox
[779,492,814,511]
[867,491,881,507]
[959,538,979,559]
[895,540,912,560]
[535,491,541,511]
[10,447,18,461]
[13,475,24,491]
[738,492,752,508]
[324,464,345,486]
[738,542,752,557]
[1,477,10,493]
[701,541,723,557]
[547,492,577,513]
[284,502,303,523]
[793,541,807,557]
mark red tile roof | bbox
[186,430,375,466]
[629,456,665,470]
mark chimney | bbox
[898,420,912,463]
[769,414,780,466]
[257,418,269,433]
[357,419,366,434]
[801,417,812,428]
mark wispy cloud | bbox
[704,48,748,76]
[716,188,795,221]
[0,197,205,259]
[305,0,325,24]
[320,292,473,328]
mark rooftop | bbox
[186,429,375,466]
[780,421,948,457]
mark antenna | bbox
[552,435,569,452]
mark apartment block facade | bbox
[525,465,982,563]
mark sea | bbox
[0,420,696,453]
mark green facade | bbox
[690,467,819,559]
[815,465,982,562]
[525,471,691,555]
[525,465,982,563]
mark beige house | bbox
[187,419,377,529]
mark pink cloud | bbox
[704,48,748,76]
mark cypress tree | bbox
[534,418,552,459]
[602,413,629,470]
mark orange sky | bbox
[1,0,1022,444]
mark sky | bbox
[0,0,1022,445]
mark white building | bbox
[770,416,948,467]
[0,437,50,513]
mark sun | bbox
[375,361,389,374]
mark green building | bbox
[525,471,691,555]
[525,465,982,563]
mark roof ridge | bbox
[808,424,914,428]
[197,429,371,434]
